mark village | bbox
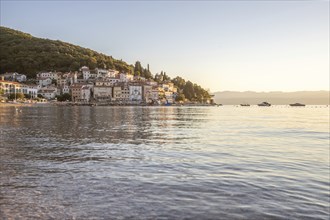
[0,67,214,106]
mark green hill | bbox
[0,26,211,102]
[0,26,132,77]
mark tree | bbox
[172,76,186,90]
[56,93,71,101]
[175,93,185,102]
[134,61,143,76]
[183,81,195,101]
[51,79,57,86]
[24,94,32,99]
[8,92,24,100]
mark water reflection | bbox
[0,105,329,219]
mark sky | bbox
[0,0,329,92]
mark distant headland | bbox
[213,91,329,105]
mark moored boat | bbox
[240,104,250,106]
[258,102,271,107]
[289,103,305,107]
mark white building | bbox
[38,77,52,87]
[129,85,142,101]
[120,73,134,82]
[93,86,112,101]
[38,87,57,99]
[95,79,119,87]
[37,72,58,80]
[164,91,174,104]
[108,69,119,78]
[95,68,110,78]
[81,86,91,103]
[57,77,68,87]
[62,85,70,94]
[16,74,27,82]
[150,86,159,101]
[143,85,152,102]
[0,72,27,82]
[67,72,77,85]
[146,80,158,86]
[80,66,91,80]
[23,85,38,98]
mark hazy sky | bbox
[1,1,329,92]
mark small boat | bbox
[258,102,271,107]
[290,103,305,107]
[240,104,250,106]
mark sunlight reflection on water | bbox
[0,105,329,219]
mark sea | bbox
[0,105,329,219]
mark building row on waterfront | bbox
[0,80,38,98]
[70,81,176,104]
[0,66,181,104]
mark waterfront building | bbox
[0,80,23,95]
[164,91,174,104]
[93,84,112,102]
[80,86,91,103]
[70,84,84,102]
[150,86,159,101]
[129,84,142,102]
[38,87,57,99]
[112,83,130,102]
[24,85,38,98]
[142,85,152,103]
[112,86,121,101]
[0,80,38,98]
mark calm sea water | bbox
[0,105,329,219]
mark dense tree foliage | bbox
[134,61,152,79]
[56,93,71,102]
[172,77,211,102]
[8,92,24,100]
[0,26,132,77]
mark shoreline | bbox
[1,102,328,107]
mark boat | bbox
[240,104,250,106]
[258,102,271,107]
[290,103,305,107]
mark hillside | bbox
[0,26,133,77]
[213,91,329,105]
[0,26,211,101]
